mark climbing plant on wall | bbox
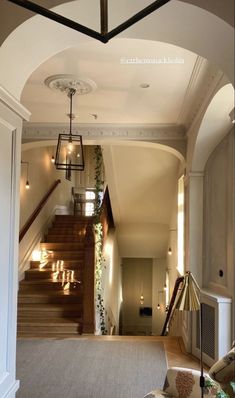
[93,145,106,334]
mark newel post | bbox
[83,223,95,333]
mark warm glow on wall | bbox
[105,242,113,285]
[177,176,185,275]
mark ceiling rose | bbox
[44,74,97,95]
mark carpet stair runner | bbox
[18,215,94,337]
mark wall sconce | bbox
[229,107,235,124]
[157,290,164,310]
[51,155,55,164]
[21,161,30,189]
[140,294,144,305]
[168,247,172,255]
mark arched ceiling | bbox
[21,39,201,125]
[0,0,233,101]
[103,144,180,257]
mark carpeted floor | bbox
[16,339,167,398]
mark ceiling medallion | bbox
[44,74,97,96]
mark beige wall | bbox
[152,258,167,335]
[19,145,74,278]
[122,258,153,335]
[20,145,74,227]
[103,230,122,334]
[203,130,235,337]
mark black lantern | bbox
[55,88,85,171]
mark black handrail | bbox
[19,179,61,242]
[161,276,184,336]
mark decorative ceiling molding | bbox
[177,56,208,125]
[177,58,224,130]
[44,74,97,95]
[22,122,186,142]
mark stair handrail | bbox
[19,179,61,242]
[161,275,184,336]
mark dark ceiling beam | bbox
[100,0,108,35]
[106,0,172,41]
[7,0,171,44]
[7,0,106,43]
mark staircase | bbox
[18,215,95,337]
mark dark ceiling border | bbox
[7,0,171,43]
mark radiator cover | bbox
[192,290,232,366]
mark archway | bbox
[0,0,234,101]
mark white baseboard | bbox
[2,380,20,398]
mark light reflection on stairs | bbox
[17,215,94,338]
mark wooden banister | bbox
[161,276,184,336]
[19,179,61,242]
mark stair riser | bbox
[25,271,82,281]
[45,237,85,243]
[48,229,86,234]
[18,325,82,333]
[30,261,83,270]
[18,310,82,317]
[18,296,82,304]
[41,244,84,251]
[47,254,84,260]
[25,271,54,280]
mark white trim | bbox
[0,86,30,121]
[2,380,20,398]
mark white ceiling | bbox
[21,39,199,125]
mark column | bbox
[0,86,30,398]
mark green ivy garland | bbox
[93,145,106,334]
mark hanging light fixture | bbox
[157,290,164,310]
[55,88,85,171]
[21,161,30,189]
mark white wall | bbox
[103,230,122,334]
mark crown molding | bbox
[0,85,30,121]
[22,122,186,142]
[177,56,208,126]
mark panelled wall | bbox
[203,129,234,339]
[0,87,30,398]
